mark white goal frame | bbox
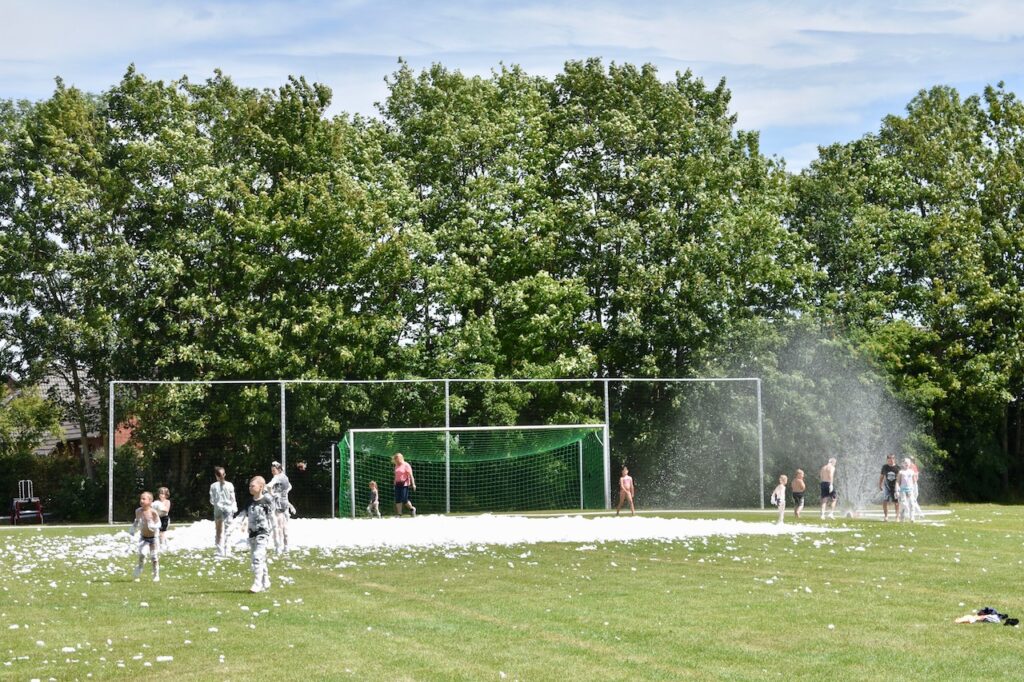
[108,377,764,523]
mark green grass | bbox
[2,506,1023,680]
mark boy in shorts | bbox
[819,458,837,520]
[130,491,161,582]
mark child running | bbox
[152,486,171,550]
[236,475,277,593]
[770,474,788,525]
[367,481,381,518]
[130,491,161,582]
[616,466,636,516]
[791,469,806,519]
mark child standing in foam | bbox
[130,491,162,582]
[267,461,292,554]
[152,487,171,550]
[771,474,788,525]
[897,459,917,523]
[367,481,381,518]
[616,466,636,516]
[237,475,277,593]
[209,467,238,556]
[791,470,806,519]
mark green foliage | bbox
[3,61,1023,504]
[792,84,1024,499]
[0,386,63,457]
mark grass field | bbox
[2,506,1022,681]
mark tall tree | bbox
[792,85,1024,497]
[0,82,122,478]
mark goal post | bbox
[338,424,607,517]
[106,376,764,523]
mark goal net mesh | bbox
[339,426,605,516]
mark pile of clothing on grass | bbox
[955,606,1019,626]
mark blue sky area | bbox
[2,0,1024,169]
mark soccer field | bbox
[2,506,1022,681]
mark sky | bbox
[2,0,1024,169]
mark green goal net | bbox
[339,425,606,516]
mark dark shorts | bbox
[883,487,898,503]
[394,484,411,504]
[159,515,169,532]
[820,482,837,500]
[792,492,805,505]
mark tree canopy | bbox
[1,62,1021,506]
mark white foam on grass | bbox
[166,514,837,553]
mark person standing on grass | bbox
[879,453,900,522]
[367,480,381,518]
[152,486,172,550]
[908,456,923,517]
[819,457,838,520]
[616,466,636,516]
[897,459,917,523]
[130,491,161,582]
[771,474,788,525]
[791,469,806,519]
[393,452,416,517]
[209,466,238,556]
[267,461,292,554]
[237,475,277,593]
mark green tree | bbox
[792,85,1024,497]
[0,82,122,479]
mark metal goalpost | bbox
[107,377,764,523]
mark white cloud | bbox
[2,0,1024,161]
[776,142,823,172]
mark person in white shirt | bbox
[770,474,788,525]
[209,467,238,556]
[267,461,292,554]
[897,459,917,523]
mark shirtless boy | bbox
[819,458,837,520]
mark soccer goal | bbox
[338,424,607,517]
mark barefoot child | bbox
[367,481,381,518]
[209,466,238,556]
[152,487,172,549]
[897,459,917,523]
[267,461,292,554]
[791,469,806,519]
[237,476,277,593]
[771,474,788,525]
[616,466,636,516]
[130,491,161,581]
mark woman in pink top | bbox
[616,466,636,516]
[392,452,417,517]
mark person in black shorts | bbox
[791,469,806,518]
[819,458,837,519]
[878,453,900,521]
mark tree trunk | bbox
[69,366,94,480]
